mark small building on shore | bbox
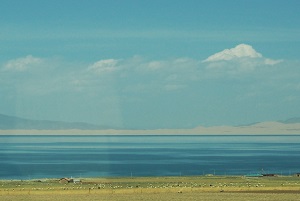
[294,173,300,177]
[59,178,74,184]
[59,177,81,184]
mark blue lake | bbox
[0,135,300,179]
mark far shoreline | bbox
[1,131,300,135]
[1,122,300,135]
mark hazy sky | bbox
[1,0,300,129]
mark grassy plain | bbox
[1,176,300,200]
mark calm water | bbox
[0,135,300,179]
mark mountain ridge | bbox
[1,113,300,133]
[0,113,108,130]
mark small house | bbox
[59,178,74,184]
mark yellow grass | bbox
[1,176,300,200]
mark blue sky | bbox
[1,0,300,129]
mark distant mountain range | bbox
[0,113,107,130]
[0,113,300,134]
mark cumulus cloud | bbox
[204,44,262,62]
[88,59,119,74]
[1,49,287,97]
[84,56,201,93]
[202,44,283,76]
[3,55,42,72]
[203,44,282,66]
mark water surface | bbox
[0,135,299,179]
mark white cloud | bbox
[204,44,262,62]
[146,61,166,70]
[203,44,281,66]
[2,51,287,97]
[84,56,201,93]
[202,44,283,76]
[264,58,282,65]
[3,55,42,72]
[88,59,119,74]
[133,57,199,75]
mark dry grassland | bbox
[1,176,300,201]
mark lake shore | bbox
[1,176,300,200]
